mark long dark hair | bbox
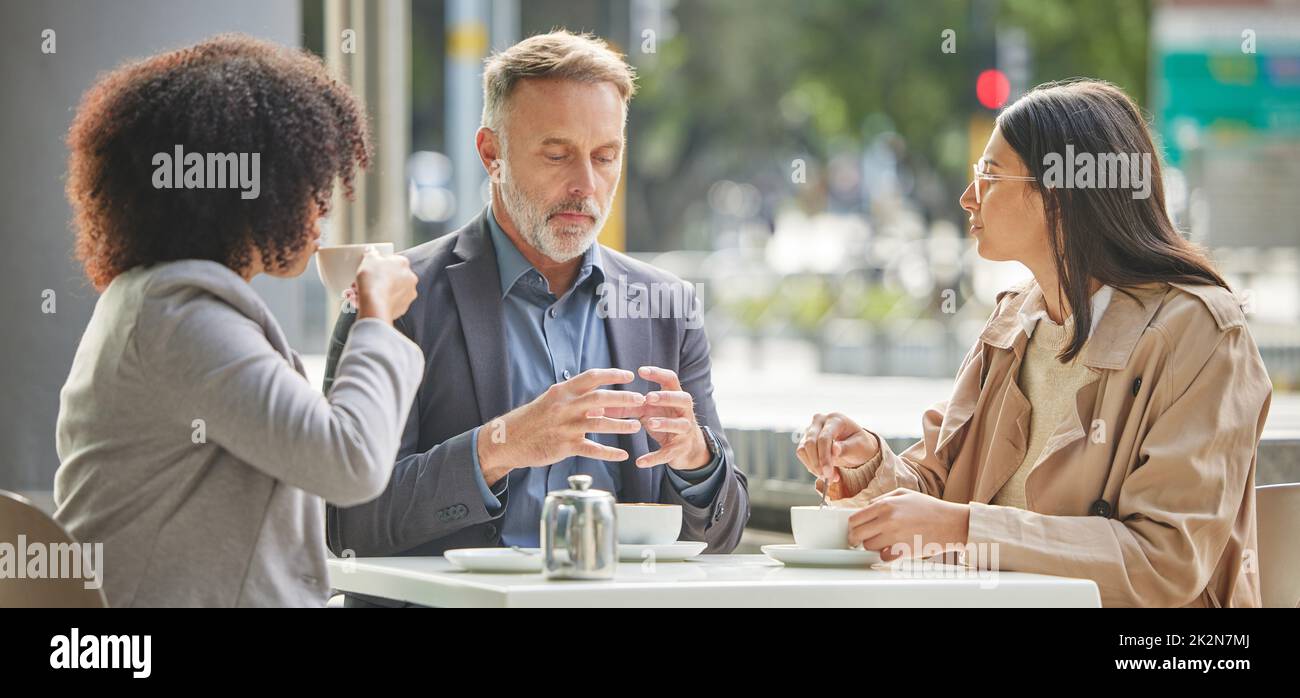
[996,79,1227,362]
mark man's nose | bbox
[567,160,597,199]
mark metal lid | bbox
[550,474,612,501]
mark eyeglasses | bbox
[972,162,1036,204]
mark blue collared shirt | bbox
[469,208,724,547]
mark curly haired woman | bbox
[54,34,423,607]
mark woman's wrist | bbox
[355,292,393,324]
[841,429,880,469]
[955,502,972,547]
[863,429,880,460]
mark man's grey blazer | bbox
[324,209,750,562]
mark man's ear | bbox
[475,127,500,175]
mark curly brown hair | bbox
[67,34,371,290]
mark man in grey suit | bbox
[323,31,749,605]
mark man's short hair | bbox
[481,30,637,136]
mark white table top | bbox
[326,554,1101,608]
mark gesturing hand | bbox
[600,366,712,472]
[476,368,646,486]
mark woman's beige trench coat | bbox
[829,279,1272,607]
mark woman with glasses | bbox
[795,79,1271,607]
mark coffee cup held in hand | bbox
[316,242,395,298]
[791,505,860,550]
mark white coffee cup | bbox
[616,503,682,545]
[790,506,860,550]
[316,242,395,298]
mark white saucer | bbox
[618,541,708,562]
[761,544,882,567]
[445,547,542,573]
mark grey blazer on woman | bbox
[53,260,423,607]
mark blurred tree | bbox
[627,0,1152,251]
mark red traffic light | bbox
[977,69,1011,110]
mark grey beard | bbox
[494,163,608,263]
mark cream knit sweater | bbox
[990,317,1098,509]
